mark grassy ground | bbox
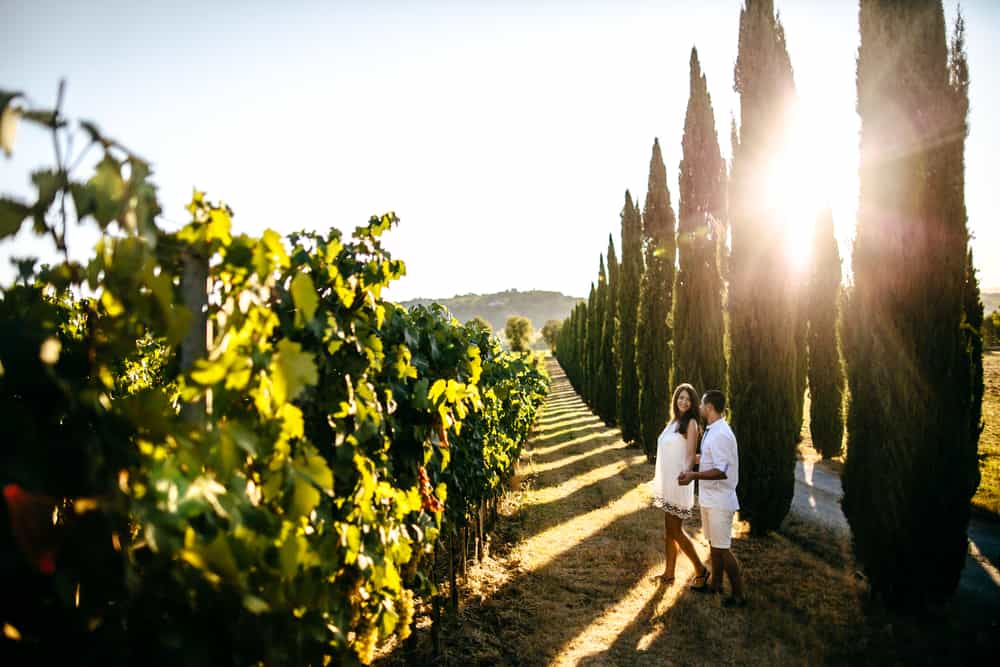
[381,358,999,665]
[973,351,1000,518]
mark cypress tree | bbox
[843,2,980,608]
[617,191,643,444]
[953,20,984,477]
[637,139,676,461]
[600,236,620,423]
[964,249,985,457]
[584,282,596,403]
[728,0,800,535]
[806,208,845,459]
[570,301,588,392]
[588,260,607,407]
[673,47,728,396]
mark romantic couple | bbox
[649,385,747,609]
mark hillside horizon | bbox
[401,289,584,333]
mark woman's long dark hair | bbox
[671,383,701,439]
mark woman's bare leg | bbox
[673,518,706,575]
[662,512,678,579]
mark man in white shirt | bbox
[678,390,746,608]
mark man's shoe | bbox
[688,569,711,591]
[722,596,748,609]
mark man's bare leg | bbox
[709,547,725,593]
[721,548,745,600]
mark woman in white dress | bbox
[650,383,709,585]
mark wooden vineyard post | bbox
[460,527,468,577]
[448,533,458,613]
[432,540,442,657]
[478,502,485,562]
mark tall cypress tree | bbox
[637,139,676,461]
[588,258,607,407]
[964,249,985,458]
[806,208,845,459]
[673,47,728,396]
[617,192,643,443]
[574,301,588,392]
[728,0,800,535]
[600,236,620,423]
[844,2,980,608]
[584,282,596,403]
[952,18,984,484]
[558,304,584,390]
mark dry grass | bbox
[382,359,999,666]
[973,351,1000,519]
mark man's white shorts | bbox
[700,506,735,549]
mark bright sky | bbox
[2,0,998,299]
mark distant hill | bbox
[984,291,1000,315]
[401,289,584,333]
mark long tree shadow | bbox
[534,412,595,428]
[528,428,622,466]
[510,466,646,548]
[524,439,639,481]
[531,405,592,424]
[535,420,608,445]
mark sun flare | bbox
[761,100,839,275]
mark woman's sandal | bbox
[689,569,711,591]
[651,573,676,585]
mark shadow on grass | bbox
[531,420,606,443]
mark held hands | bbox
[677,471,696,486]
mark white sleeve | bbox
[710,433,733,474]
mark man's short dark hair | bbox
[702,390,725,415]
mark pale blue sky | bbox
[2,0,997,298]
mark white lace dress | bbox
[650,420,694,519]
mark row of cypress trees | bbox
[558,48,727,463]
[557,0,984,610]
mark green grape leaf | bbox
[88,154,126,226]
[0,197,30,240]
[291,272,319,326]
[190,358,228,385]
[70,181,97,219]
[294,448,334,495]
[207,206,232,246]
[271,339,318,405]
[261,228,289,269]
[290,475,320,519]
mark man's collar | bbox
[705,417,726,431]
